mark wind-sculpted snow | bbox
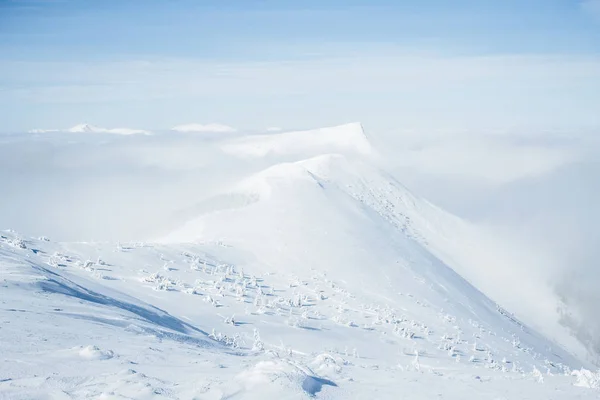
[34,264,208,338]
[1,230,598,398]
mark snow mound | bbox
[232,360,337,398]
[220,122,372,158]
[171,123,237,133]
[78,345,114,360]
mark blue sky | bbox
[1,0,600,132]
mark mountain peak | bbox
[68,123,97,133]
[220,122,373,158]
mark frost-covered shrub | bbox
[572,369,600,389]
[252,329,264,351]
[531,366,544,383]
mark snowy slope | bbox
[2,123,599,399]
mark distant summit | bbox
[68,123,97,133]
[28,124,151,135]
[68,124,151,135]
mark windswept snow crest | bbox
[220,122,372,158]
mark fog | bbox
[0,132,267,242]
[377,128,600,363]
[1,127,599,363]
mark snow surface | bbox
[171,123,238,133]
[1,123,599,399]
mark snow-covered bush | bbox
[252,329,264,351]
[572,368,600,389]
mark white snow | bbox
[27,128,60,133]
[28,124,151,135]
[1,122,598,399]
[171,123,237,133]
[68,123,151,135]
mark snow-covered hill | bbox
[1,123,599,399]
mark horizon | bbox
[1,0,600,133]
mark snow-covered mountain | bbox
[28,124,151,135]
[68,124,151,135]
[2,123,599,399]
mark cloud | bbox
[171,123,237,133]
[377,129,584,185]
[28,123,151,135]
[382,129,600,360]
[2,51,600,132]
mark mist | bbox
[377,128,600,363]
[0,131,267,242]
